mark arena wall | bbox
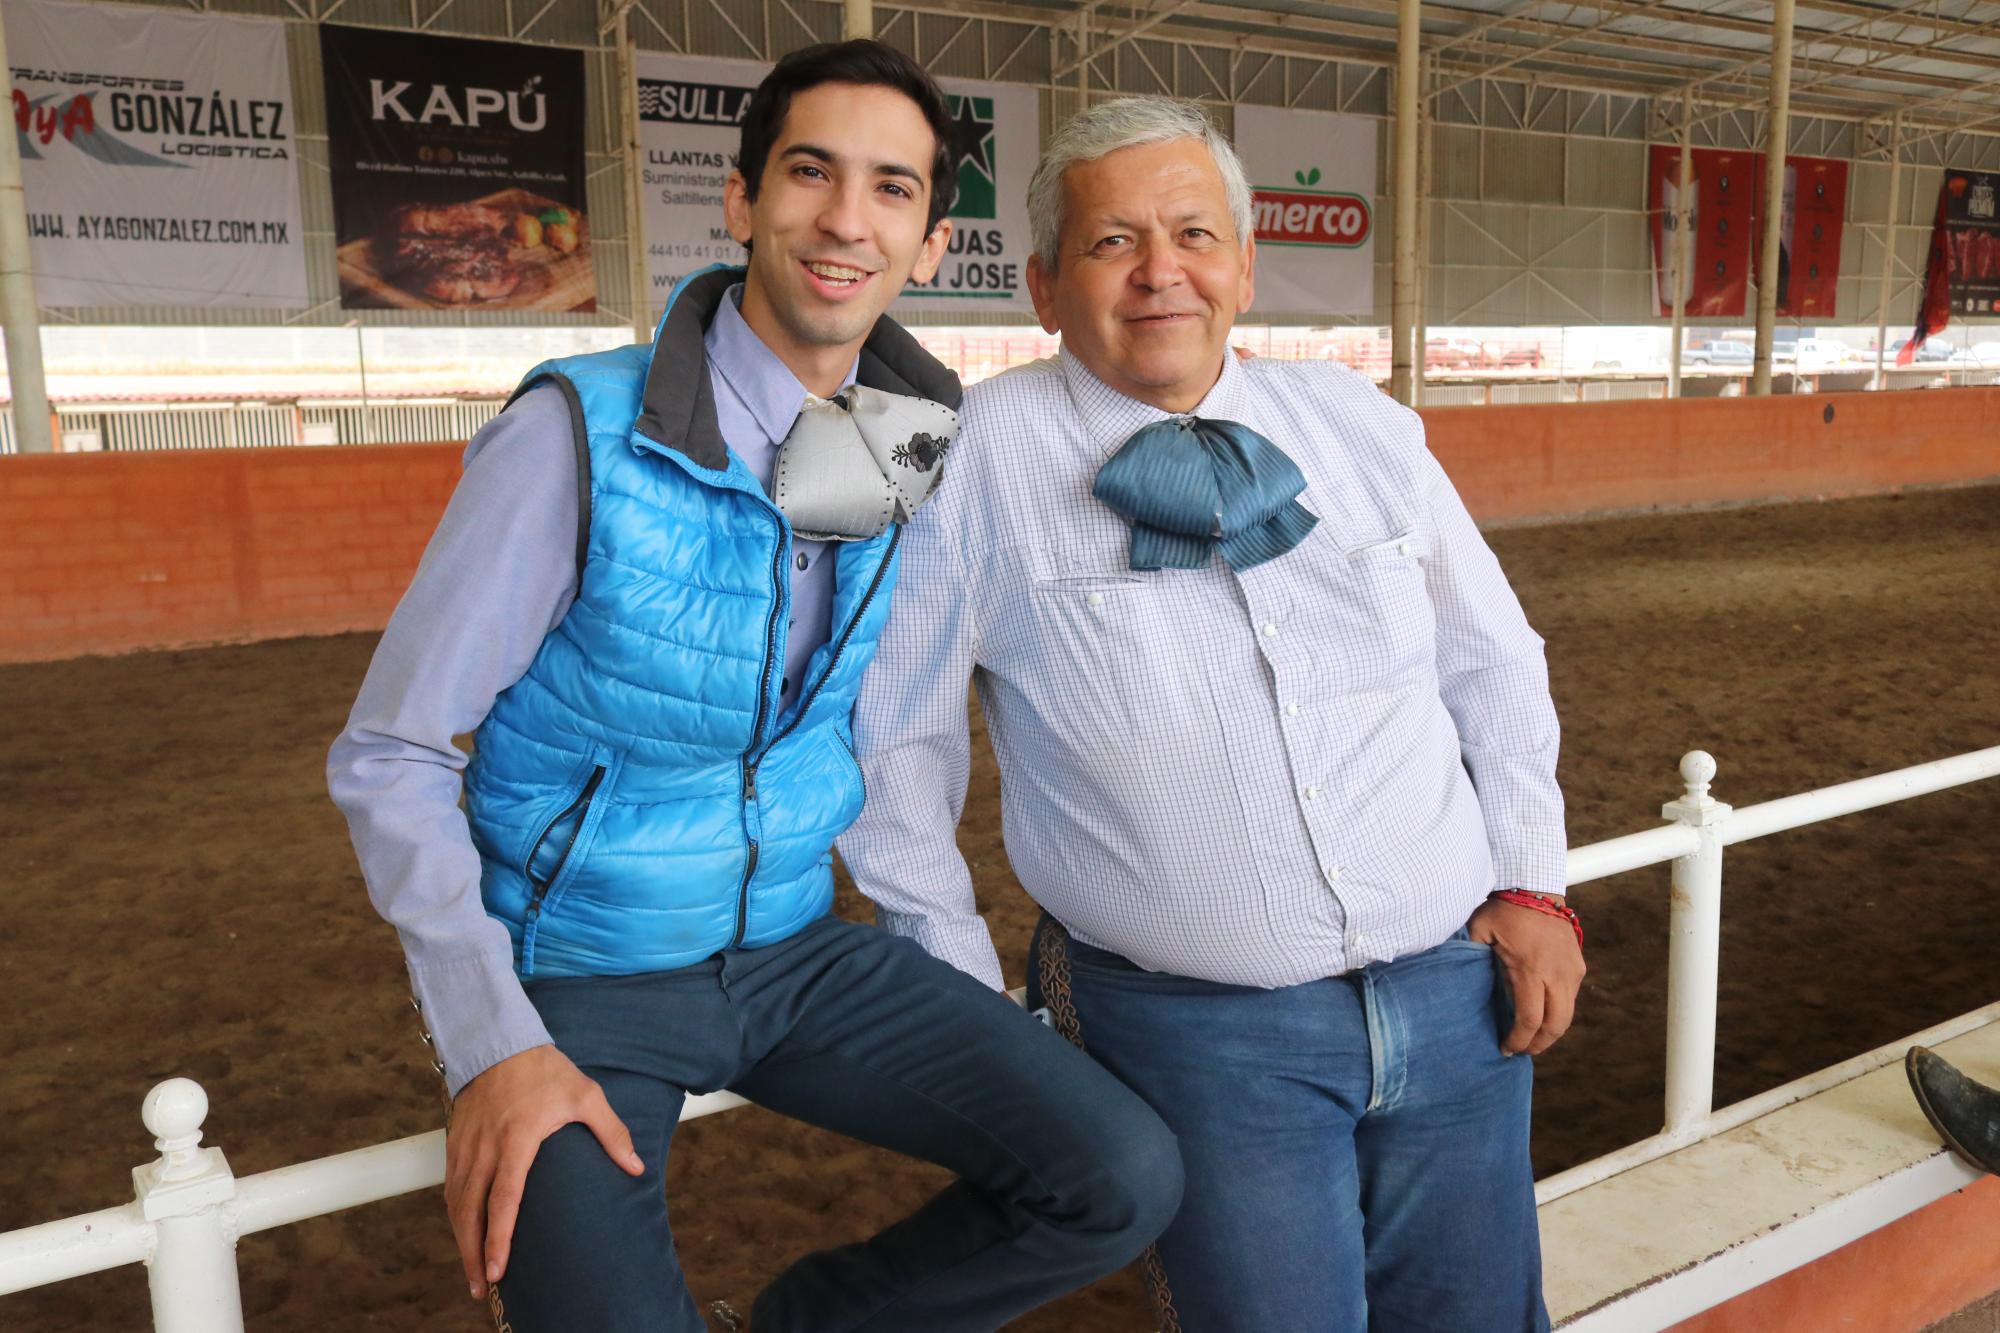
[1661,1176,2000,1333]
[2,387,1996,665]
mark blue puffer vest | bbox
[463,266,962,978]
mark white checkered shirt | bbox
[837,348,1566,991]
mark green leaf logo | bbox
[1293,167,1322,186]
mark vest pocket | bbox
[519,750,622,974]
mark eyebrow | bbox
[1089,206,1222,232]
[780,143,925,187]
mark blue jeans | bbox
[1030,917,1548,1333]
[492,916,1183,1332]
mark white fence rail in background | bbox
[2,746,1998,1330]
[5,397,509,454]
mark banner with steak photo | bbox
[1234,106,1375,317]
[2,0,307,308]
[320,25,592,312]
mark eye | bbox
[1183,227,1216,243]
[879,180,913,200]
[1092,234,1131,254]
[792,163,828,181]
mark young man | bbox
[841,96,1581,1331]
[328,45,1179,1333]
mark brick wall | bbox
[1423,385,2000,524]
[3,387,1997,664]
[0,444,460,664]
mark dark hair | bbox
[735,40,959,237]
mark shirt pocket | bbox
[1337,530,1436,688]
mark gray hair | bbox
[1027,97,1255,270]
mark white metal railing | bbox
[2,746,1997,1329]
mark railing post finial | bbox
[1664,750,1728,826]
[142,1079,211,1184]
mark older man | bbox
[839,97,1579,1331]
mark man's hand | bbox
[1467,896,1586,1056]
[444,1043,644,1300]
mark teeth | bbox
[807,262,865,282]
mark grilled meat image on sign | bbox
[320,25,594,311]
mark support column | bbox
[842,0,872,41]
[1390,0,1420,405]
[1752,0,1796,396]
[0,8,53,456]
[614,3,652,343]
[1076,7,1090,113]
[1873,110,1903,391]
[1412,56,1431,408]
[1667,91,1694,399]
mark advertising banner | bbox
[634,53,762,313]
[896,77,1037,314]
[1901,169,2000,360]
[1752,154,1847,319]
[4,0,307,308]
[1649,144,1756,318]
[320,25,593,312]
[1235,106,1376,316]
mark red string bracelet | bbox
[1489,889,1584,951]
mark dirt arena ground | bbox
[4,483,1997,1331]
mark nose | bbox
[817,179,871,247]
[1129,233,1185,294]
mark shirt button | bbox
[1350,932,1368,952]
[1262,622,1279,638]
[1285,703,1300,717]
[1087,591,1105,606]
[1397,541,1411,556]
[796,553,809,571]
[1304,786,1319,800]
[1325,865,1342,882]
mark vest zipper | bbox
[731,524,900,949]
[732,524,789,948]
[761,524,902,756]
[521,763,606,972]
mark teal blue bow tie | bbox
[1092,415,1319,572]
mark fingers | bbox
[1501,970,1545,1056]
[482,1143,535,1290]
[581,1086,647,1177]
[444,1137,495,1299]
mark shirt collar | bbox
[703,283,860,443]
[1057,344,1251,456]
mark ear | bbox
[1026,253,1062,335]
[723,169,755,247]
[911,217,953,285]
[1237,235,1257,314]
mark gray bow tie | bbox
[771,385,959,541]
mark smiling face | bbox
[724,81,952,396]
[1026,136,1254,413]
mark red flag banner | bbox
[1902,171,2000,362]
[1649,144,1755,317]
[1753,155,1847,318]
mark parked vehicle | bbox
[1885,337,1957,364]
[1793,338,1856,370]
[1685,340,1754,366]
[1946,341,2000,367]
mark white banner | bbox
[5,0,307,309]
[895,77,1036,314]
[634,52,763,317]
[636,61,1037,319]
[1234,106,1376,317]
